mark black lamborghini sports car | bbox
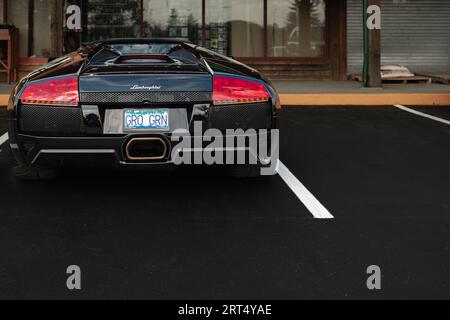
[7,39,281,179]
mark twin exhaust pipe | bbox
[125,137,168,161]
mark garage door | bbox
[347,0,450,75]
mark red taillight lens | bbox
[20,76,79,106]
[213,75,270,105]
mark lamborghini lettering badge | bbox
[130,85,162,91]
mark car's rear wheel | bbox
[227,164,271,178]
[13,162,57,180]
[13,164,57,180]
[4,144,56,180]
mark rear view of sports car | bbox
[7,39,281,179]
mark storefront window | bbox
[81,0,141,42]
[33,0,52,57]
[8,0,28,57]
[142,0,202,45]
[268,0,326,57]
[206,0,264,57]
[4,0,328,60]
[7,0,54,57]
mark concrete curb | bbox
[279,93,450,106]
[0,94,8,107]
[1,93,450,107]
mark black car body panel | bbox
[7,38,280,175]
[79,74,213,94]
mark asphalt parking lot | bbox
[0,105,449,299]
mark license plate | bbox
[123,109,170,131]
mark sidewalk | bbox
[0,84,14,106]
[1,81,450,106]
[272,81,450,106]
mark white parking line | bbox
[395,105,450,126]
[0,131,333,220]
[0,132,8,146]
[277,161,334,219]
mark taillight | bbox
[213,75,270,105]
[20,76,79,107]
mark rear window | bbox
[90,43,199,65]
[111,43,176,55]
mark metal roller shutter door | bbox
[347,0,450,75]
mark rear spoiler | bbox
[80,43,210,74]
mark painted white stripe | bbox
[0,130,333,219]
[395,105,450,126]
[0,132,8,146]
[277,161,334,219]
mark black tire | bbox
[13,163,57,181]
[227,164,264,178]
[2,142,56,180]
[1,140,13,166]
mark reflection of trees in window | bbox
[286,0,311,56]
[286,0,325,56]
[187,14,200,44]
[230,21,264,57]
[205,0,264,57]
[82,0,140,41]
[269,0,325,57]
[143,1,200,45]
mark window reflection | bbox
[81,0,141,42]
[6,0,328,60]
[34,0,52,57]
[268,0,326,57]
[143,0,202,45]
[8,0,28,57]
[206,0,264,57]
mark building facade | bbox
[0,0,449,81]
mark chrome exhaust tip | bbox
[125,137,168,161]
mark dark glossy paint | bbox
[10,38,276,107]
[79,74,212,93]
[8,38,281,118]
[7,39,280,173]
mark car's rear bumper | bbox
[10,132,277,169]
[12,134,127,168]
[8,102,280,169]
